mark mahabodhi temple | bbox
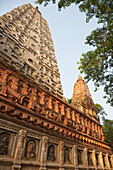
[0,3,113,170]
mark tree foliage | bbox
[78,20,113,106]
[94,103,107,121]
[68,98,72,104]
[35,0,113,106]
[103,119,113,151]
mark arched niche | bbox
[88,151,93,166]
[25,140,36,160]
[64,147,71,164]
[47,144,55,161]
[0,132,10,155]
[77,149,83,165]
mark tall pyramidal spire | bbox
[72,76,98,120]
[0,3,63,98]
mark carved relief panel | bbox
[26,140,36,160]
[47,144,55,161]
[25,137,40,161]
[88,151,93,166]
[64,147,71,164]
[0,132,10,155]
[96,153,99,166]
[0,130,17,158]
[47,142,59,163]
[77,149,83,165]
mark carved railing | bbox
[0,61,111,151]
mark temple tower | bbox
[0,3,63,98]
[72,75,98,120]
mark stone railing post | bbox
[92,150,97,170]
[55,101,59,113]
[73,145,78,170]
[59,141,64,170]
[40,136,48,170]
[99,152,104,169]
[105,153,110,169]
[83,148,88,169]
[12,129,26,170]
[61,104,64,116]
[72,110,75,121]
[48,97,52,109]
[111,155,113,168]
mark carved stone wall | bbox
[0,119,112,170]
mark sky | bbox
[0,0,112,120]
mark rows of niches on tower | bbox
[0,3,63,98]
[0,130,112,168]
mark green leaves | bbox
[103,119,113,150]
[78,11,113,106]
[95,103,107,121]
[68,98,72,104]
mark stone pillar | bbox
[61,104,64,115]
[111,155,113,168]
[40,136,48,170]
[72,110,75,121]
[59,141,64,170]
[55,101,59,113]
[40,92,45,105]
[67,108,70,119]
[48,97,52,109]
[99,152,104,169]
[12,129,26,170]
[83,148,88,169]
[73,145,78,170]
[92,150,97,169]
[92,122,94,131]
[105,153,110,169]
[76,114,80,124]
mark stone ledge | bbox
[21,160,40,166]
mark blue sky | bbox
[0,0,112,120]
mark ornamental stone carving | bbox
[0,132,10,155]
[26,140,36,160]
[88,151,93,166]
[47,144,55,161]
[64,148,71,164]
[77,149,83,165]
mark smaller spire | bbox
[71,76,98,120]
